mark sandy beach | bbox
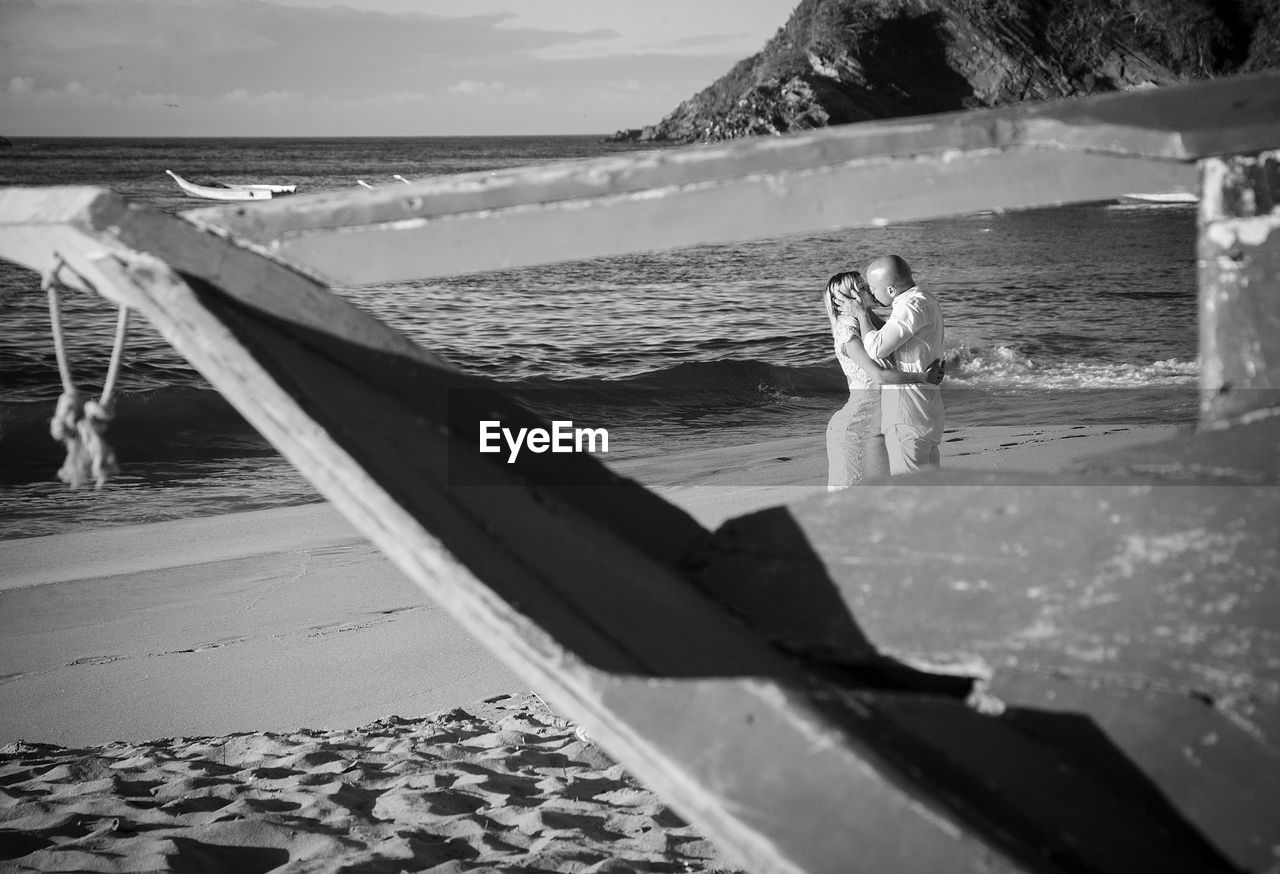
[0,423,1179,871]
[0,693,737,873]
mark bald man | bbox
[849,255,946,473]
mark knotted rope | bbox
[44,255,131,489]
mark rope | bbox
[43,254,131,490]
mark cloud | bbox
[447,79,537,100]
[220,87,292,103]
[0,0,778,135]
[0,0,617,102]
[536,29,767,61]
[449,80,497,95]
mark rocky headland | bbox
[612,0,1280,143]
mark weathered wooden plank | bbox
[691,478,1280,872]
[1199,151,1280,427]
[200,151,1193,286]
[174,71,1280,286]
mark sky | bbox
[0,0,799,136]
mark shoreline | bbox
[1,422,1179,591]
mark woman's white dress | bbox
[826,317,884,490]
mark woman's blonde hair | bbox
[826,270,862,297]
[825,270,862,326]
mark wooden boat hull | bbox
[165,170,295,201]
[226,182,297,195]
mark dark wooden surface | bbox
[693,471,1280,871]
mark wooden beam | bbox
[1198,150,1280,427]
[176,71,1280,286]
[198,151,1193,287]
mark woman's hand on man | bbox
[832,292,857,319]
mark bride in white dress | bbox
[823,271,942,490]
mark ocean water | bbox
[0,137,1201,539]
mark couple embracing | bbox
[823,254,946,490]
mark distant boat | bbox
[165,170,297,202]
[356,176,412,189]
[1117,191,1198,204]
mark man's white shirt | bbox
[862,285,946,441]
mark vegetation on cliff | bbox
[614,0,1280,143]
